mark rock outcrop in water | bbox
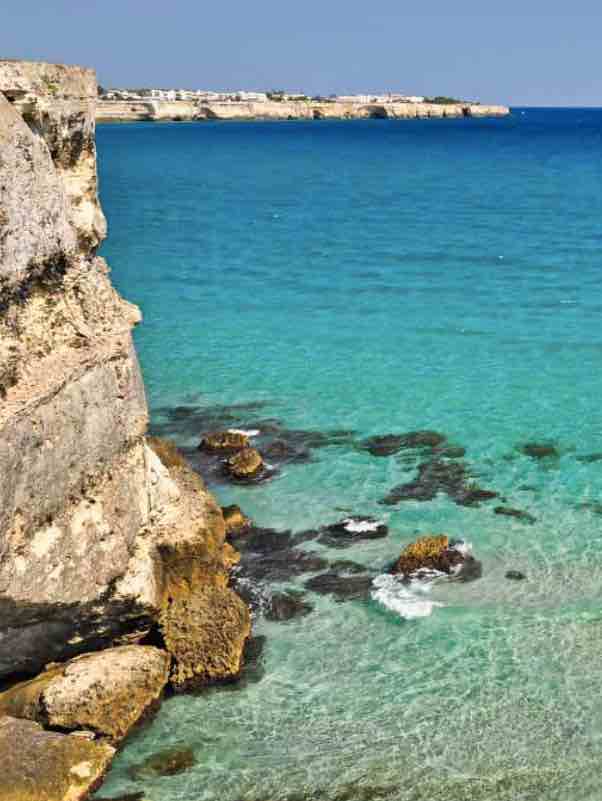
[0,60,249,684]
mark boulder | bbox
[304,571,374,602]
[0,715,115,801]
[226,447,264,479]
[199,430,249,452]
[160,581,251,691]
[222,504,251,533]
[0,645,170,744]
[392,535,481,581]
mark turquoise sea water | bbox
[95,111,602,801]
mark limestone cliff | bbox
[97,96,510,123]
[0,60,249,682]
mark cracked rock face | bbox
[0,61,250,682]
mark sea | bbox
[94,109,602,801]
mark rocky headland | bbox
[0,59,250,799]
[97,97,510,123]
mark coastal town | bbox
[100,86,429,104]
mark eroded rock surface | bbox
[0,645,170,744]
[0,61,250,685]
[0,715,115,801]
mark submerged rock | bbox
[129,746,195,779]
[380,459,498,507]
[359,430,447,457]
[505,570,527,581]
[265,591,313,621]
[576,452,602,463]
[0,715,115,801]
[226,447,265,480]
[494,506,537,524]
[519,442,559,460]
[317,516,389,548]
[0,645,170,745]
[304,571,374,602]
[199,430,249,453]
[392,535,481,581]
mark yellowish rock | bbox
[226,447,264,479]
[0,715,115,801]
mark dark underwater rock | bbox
[380,459,498,507]
[505,570,527,581]
[329,559,370,574]
[265,591,313,621]
[304,571,374,602]
[494,506,536,524]
[358,430,447,457]
[434,445,466,459]
[260,438,313,465]
[317,516,389,548]
[129,746,196,779]
[229,525,329,583]
[576,452,602,463]
[519,442,559,460]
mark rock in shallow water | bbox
[304,572,375,602]
[519,441,559,460]
[358,430,447,457]
[265,591,313,621]
[380,459,498,507]
[222,504,251,533]
[317,516,389,548]
[392,534,481,582]
[506,570,527,581]
[199,430,249,453]
[129,745,196,779]
[494,506,537,524]
[226,447,265,480]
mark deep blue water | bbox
[95,110,602,801]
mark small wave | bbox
[342,517,384,534]
[228,428,260,437]
[371,574,444,619]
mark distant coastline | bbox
[96,89,510,123]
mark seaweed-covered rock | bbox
[226,447,265,480]
[0,715,115,801]
[392,535,481,581]
[199,430,249,452]
[317,516,389,548]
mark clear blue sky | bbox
[2,0,601,106]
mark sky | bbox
[2,0,601,106]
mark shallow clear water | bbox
[95,110,602,801]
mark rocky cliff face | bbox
[0,60,249,682]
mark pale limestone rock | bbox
[0,646,170,744]
[0,61,250,682]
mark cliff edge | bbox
[0,60,250,684]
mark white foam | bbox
[342,517,382,533]
[451,539,472,557]
[371,574,444,619]
[228,428,260,437]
